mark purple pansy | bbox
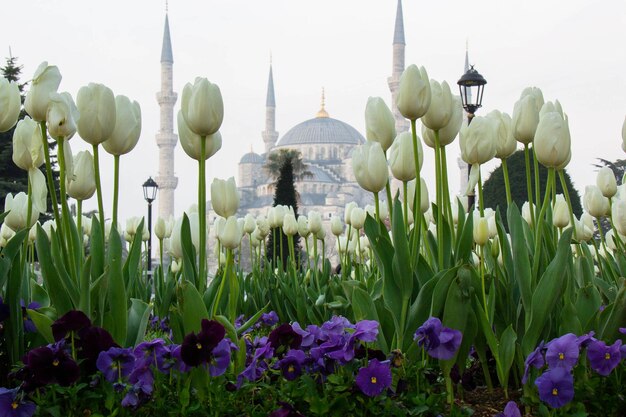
[534,368,575,409]
[23,343,80,387]
[133,338,167,368]
[0,388,36,417]
[77,326,118,373]
[96,347,135,382]
[268,324,302,355]
[269,402,305,417]
[259,311,279,327]
[21,301,40,333]
[575,331,596,348]
[355,359,392,397]
[208,339,231,377]
[321,316,353,337]
[496,401,521,417]
[414,317,462,360]
[545,333,579,371]
[275,349,306,381]
[522,341,545,384]
[586,339,622,376]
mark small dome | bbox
[276,117,365,147]
[239,152,264,164]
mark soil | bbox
[455,386,524,417]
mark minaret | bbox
[155,11,178,220]
[387,0,409,133]
[262,58,279,154]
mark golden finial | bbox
[316,87,329,118]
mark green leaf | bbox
[508,204,532,315]
[125,298,152,347]
[351,287,388,353]
[599,280,626,341]
[123,219,144,297]
[180,215,198,286]
[35,226,73,315]
[106,227,127,345]
[498,325,517,391]
[27,308,54,344]
[575,285,602,332]
[0,228,26,290]
[390,198,412,296]
[430,267,459,318]
[180,281,209,335]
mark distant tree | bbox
[592,158,626,185]
[264,148,312,182]
[482,150,582,227]
[0,55,60,221]
[265,156,301,269]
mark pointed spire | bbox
[266,58,276,107]
[393,0,405,45]
[161,13,173,63]
[316,87,329,118]
[464,39,470,73]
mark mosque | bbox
[154,0,468,226]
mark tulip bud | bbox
[379,201,390,221]
[396,65,431,120]
[596,167,617,198]
[521,87,545,113]
[421,80,453,131]
[352,141,388,193]
[605,229,617,252]
[181,77,223,136]
[219,216,242,249]
[484,208,497,238]
[177,110,222,161]
[171,259,181,273]
[0,77,21,132]
[24,62,62,122]
[460,116,497,166]
[282,213,298,236]
[155,217,167,239]
[406,178,429,214]
[210,177,239,218]
[422,96,463,148]
[103,95,141,156]
[67,151,96,201]
[473,213,489,246]
[307,210,322,234]
[534,110,571,169]
[389,131,420,182]
[4,192,40,230]
[315,226,326,240]
[364,97,396,152]
[574,216,594,243]
[512,94,540,145]
[330,215,343,236]
[47,92,79,141]
[350,207,366,230]
[486,110,516,160]
[522,201,534,226]
[76,83,116,145]
[584,185,609,218]
[243,213,256,234]
[81,215,92,236]
[297,215,310,238]
[552,194,570,228]
[1,224,15,245]
[256,216,270,238]
[41,220,56,240]
[12,117,44,170]
[336,236,347,254]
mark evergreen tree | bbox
[0,56,60,220]
[482,150,582,227]
[265,154,302,269]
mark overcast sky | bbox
[2,0,625,224]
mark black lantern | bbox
[142,177,158,272]
[142,177,158,204]
[457,65,487,116]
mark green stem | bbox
[39,122,61,231]
[58,139,78,280]
[288,234,296,271]
[385,180,393,224]
[403,181,408,230]
[531,168,554,281]
[434,132,444,270]
[478,167,485,217]
[92,144,105,232]
[374,192,380,222]
[558,169,578,238]
[502,158,512,205]
[524,145,535,224]
[532,144,541,213]
[441,145,454,234]
[410,119,422,261]
[480,244,488,322]
[212,249,232,317]
[112,155,120,229]
[198,137,207,291]
[77,199,83,259]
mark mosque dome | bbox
[239,151,264,164]
[276,117,365,147]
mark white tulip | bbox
[210,177,239,219]
[330,215,343,236]
[396,65,431,120]
[103,95,141,156]
[12,117,44,170]
[596,167,617,199]
[421,80,453,131]
[352,141,388,193]
[24,62,61,122]
[4,192,40,230]
[47,92,79,141]
[177,110,222,161]
[76,83,116,145]
[0,77,21,132]
[67,150,96,201]
[389,131,420,182]
[181,77,223,136]
[365,97,396,152]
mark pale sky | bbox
[2,0,625,224]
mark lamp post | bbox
[142,177,159,272]
[457,65,487,211]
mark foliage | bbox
[482,150,582,226]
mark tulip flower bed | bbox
[2,59,626,417]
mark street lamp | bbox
[142,177,159,272]
[457,65,487,211]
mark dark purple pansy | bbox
[586,339,622,376]
[496,401,521,417]
[23,343,80,387]
[275,349,306,381]
[545,333,579,371]
[51,310,92,342]
[355,359,392,397]
[522,341,545,384]
[96,347,135,382]
[170,345,191,373]
[0,298,9,324]
[180,319,226,367]
[77,326,118,373]
[0,387,36,417]
[208,339,231,377]
[534,368,574,409]
[268,324,302,355]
